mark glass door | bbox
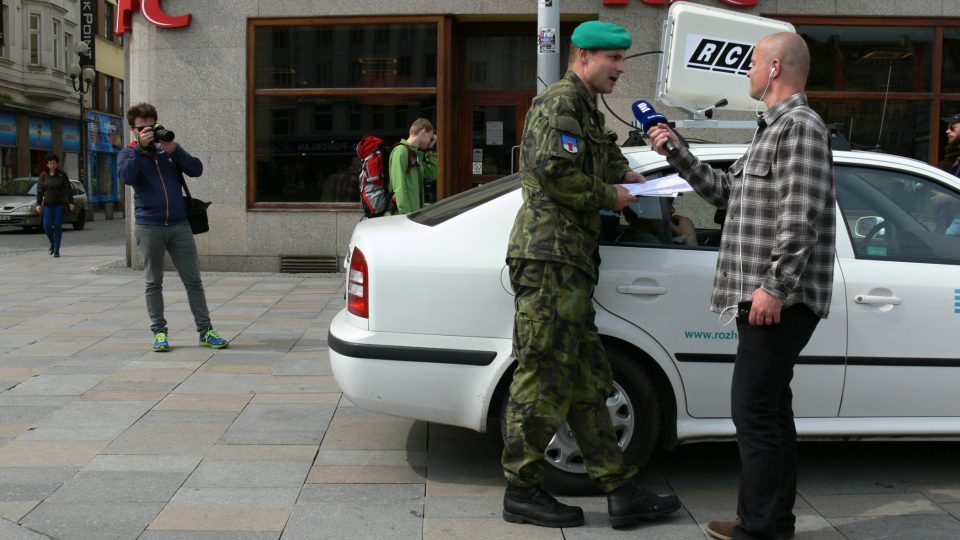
[458,98,529,191]
[453,22,573,195]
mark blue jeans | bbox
[42,204,66,252]
[135,222,212,335]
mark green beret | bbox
[571,21,632,50]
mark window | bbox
[251,19,441,206]
[836,165,960,264]
[52,19,62,70]
[64,32,74,71]
[29,13,41,65]
[254,95,435,203]
[103,75,114,114]
[103,2,115,40]
[0,5,9,58]
[781,17,960,165]
[601,164,732,250]
[119,79,124,113]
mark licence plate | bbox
[0,215,11,221]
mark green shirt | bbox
[389,139,438,215]
[506,70,633,280]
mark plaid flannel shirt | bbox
[670,93,836,318]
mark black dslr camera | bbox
[153,123,175,142]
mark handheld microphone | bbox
[632,100,678,156]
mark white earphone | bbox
[769,65,776,78]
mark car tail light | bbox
[347,247,369,318]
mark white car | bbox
[329,144,960,491]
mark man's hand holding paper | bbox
[621,172,692,197]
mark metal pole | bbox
[536,0,560,93]
[78,91,85,190]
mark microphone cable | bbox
[599,50,663,130]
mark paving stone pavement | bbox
[1,246,959,539]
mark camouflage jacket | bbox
[506,70,632,280]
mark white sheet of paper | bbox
[622,173,693,197]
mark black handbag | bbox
[176,167,211,235]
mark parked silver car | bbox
[0,177,90,231]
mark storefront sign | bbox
[604,0,759,6]
[63,122,82,153]
[0,112,16,147]
[115,0,192,35]
[86,112,123,154]
[272,139,356,156]
[29,117,53,150]
[80,0,96,66]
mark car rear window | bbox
[409,174,520,227]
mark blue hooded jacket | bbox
[118,141,203,226]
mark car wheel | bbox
[499,348,661,495]
[72,210,86,230]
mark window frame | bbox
[0,5,8,59]
[64,31,74,72]
[246,15,451,210]
[52,18,62,70]
[29,12,42,66]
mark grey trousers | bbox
[135,222,211,335]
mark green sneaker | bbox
[152,332,170,352]
[200,329,228,349]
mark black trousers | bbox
[732,303,820,540]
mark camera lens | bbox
[154,124,176,142]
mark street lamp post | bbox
[68,42,96,199]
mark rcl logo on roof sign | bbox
[114,0,191,35]
[604,0,759,6]
[685,34,754,77]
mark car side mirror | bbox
[854,216,885,238]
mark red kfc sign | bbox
[604,0,759,6]
[115,0,192,35]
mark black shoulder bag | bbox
[175,166,211,235]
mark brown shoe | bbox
[705,518,795,540]
[705,519,738,540]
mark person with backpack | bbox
[389,118,438,215]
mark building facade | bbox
[121,0,960,271]
[0,0,126,207]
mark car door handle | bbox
[854,294,902,305]
[616,284,667,295]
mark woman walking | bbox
[34,153,75,257]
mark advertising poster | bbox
[87,112,123,153]
[62,121,81,153]
[0,112,16,147]
[29,117,53,149]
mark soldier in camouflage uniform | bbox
[501,21,681,529]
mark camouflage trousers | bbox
[501,259,637,493]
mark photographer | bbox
[118,102,228,352]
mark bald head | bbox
[758,32,810,86]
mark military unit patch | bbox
[561,133,579,154]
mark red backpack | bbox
[357,136,393,218]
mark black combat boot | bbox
[502,484,584,528]
[607,479,681,528]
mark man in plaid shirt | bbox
[649,32,835,540]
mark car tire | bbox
[499,348,661,495]
[72,210,86,230]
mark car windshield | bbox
[0,179,37,196]
[410,174,520,226]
